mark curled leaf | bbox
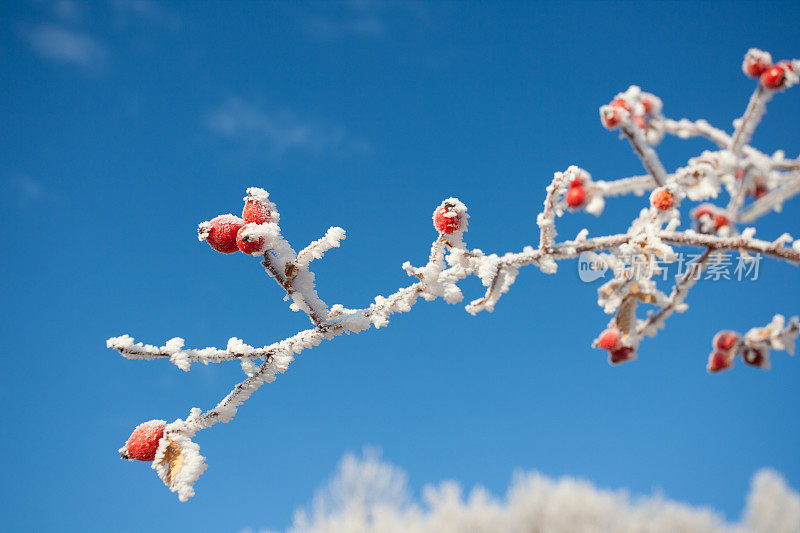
[152,429,207,502]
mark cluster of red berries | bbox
[742,49,797,90]
[433,200,465,234]
[596,326,636,364]
[691,203,730,233]
[565,173,588,209]
[707,330,767,372]
[120,420,166,462]
[650,187,676,211]
[600,95,658,130]
[199,192,273,255]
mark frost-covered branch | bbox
[111,49,800,501]
[738,173,800,223]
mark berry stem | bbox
[730,85,773,156]
[637,248,714,337]
[738,173,800,223]
[621,123,667,186]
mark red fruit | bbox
[609,346,635,364]
[743,55,771,78]
[642,98,653,115]
[236,224,265,255]
[199,215,245,254]
[570,176,584,188]
[742,347,766,368]
[753,183,768,198]
[760,65,787,90]
[735,169,745,180]
[121,420,165,462]
[597,327,621,351]
[600,99,631,130]
[242,199,271,224]
[633,114,646,129]
[707,350,733,372]
[600,105,622,129]
[713,330,739,352]
[566,185,586,208]
[650,187,675,211]
[433,203,463,234]
[692,204,716,220]
[610,98,631,111]
[713,214,730,230]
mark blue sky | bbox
[2,0,800,530]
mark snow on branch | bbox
[110,49,800,500]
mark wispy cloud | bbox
[6,175,45,208]
[302,0,397,41]
[23,24,107,69]
[302,0,431,41]
[205,97,370,158]
[304,13,386,41]
[111,0,179,30]
[245,450,800,533]
[52,0,83,24]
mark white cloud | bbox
[23,24,107,69]
[205,98,369,158]
[245,450,800,533]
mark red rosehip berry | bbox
[713,214,730,230]
[433,202,463,234]
[633,114,647,129]
[600,99,632,130]
[609,346,635,365]
[650,187,675,211]
[121,420,165,462]
[743,54,771,78]
[597,327,621,351]
[601,109,620,129]
[641,97,653,115]
[242,198,271,225]
[692,204,716,220]
[742,347,767,368]
[707,350,733,373]
[610,99,631,111]
[236,224,266,255]
[735,169,745,180]
[760,64,787,90]
[565,185,587,208]
[600,105,625,129]
[713,330,739,352]
[570,176,584,188]
[198,215,245,254]
[753,183,768,198]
